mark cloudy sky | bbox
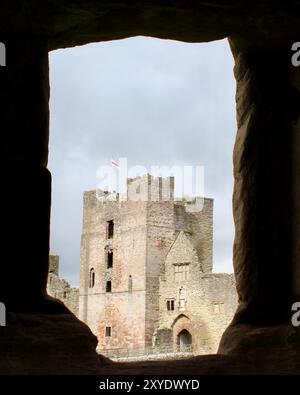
[48,37,236,287]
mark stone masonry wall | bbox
[173,198,213,273]
[157,229,237,354]
[79,190,149,352]
[145,202,176,346]
[79,176,237,356]
[47,255,79,316]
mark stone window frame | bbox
[105,326,112,337]
[212,301,224,314]
[106,220,114,239]
[166,298,175,311]
[89,267,95,288]
[106,280,112,293]
[173,262,190,282]
[3,1,300,375]
[106,250,113,269]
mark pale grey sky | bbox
[49,37,236,287]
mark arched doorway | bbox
[177,329,192,352]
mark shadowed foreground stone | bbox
[0,314,298,374]
[0,313,103,374]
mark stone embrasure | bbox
[0,313,103,375]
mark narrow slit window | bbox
[107,220,114,239]
[89,268,95,288]
[128,275,133,292]
[107,251,113,268]
[106,280,112,293]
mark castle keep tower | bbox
[79,174,225,354]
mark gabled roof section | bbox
[165,230,201,268]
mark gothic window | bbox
[107,220,114,239]
[177,329,192,352]
[89,268,95,288]
[174,263,189,282]
[106,280,112,293]
[105,327,112,337]
[166,299,175,311]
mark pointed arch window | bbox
[89,268,95,288]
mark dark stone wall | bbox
[155,328,173,351]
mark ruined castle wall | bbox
[174,198,213,273]
[144,198,213,346]
[127,174,174,203]
[79,190,150,350]
[47,256,79,316]
[158,269,237,354]
[79,180,231,355]
[48,254,59,276]
[89,292,147,352]
[145,202,176,346]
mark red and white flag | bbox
[111,158,119,169]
